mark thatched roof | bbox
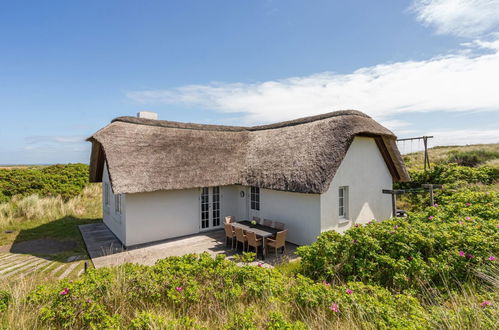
[88,110,409,194]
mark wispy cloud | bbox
[23,136,87,152]
[411,0,499,37]
[126,1,499,146]
[127,46,499,125]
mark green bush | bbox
[0,164,89,203]
[447,149,499,167]
[396,164,498,190]
[297,190,499,293]
[25,253,432,329]
[0,290,10,313]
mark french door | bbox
[200,187,221,230]
[248,186,260,220]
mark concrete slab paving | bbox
[79,222,299,269]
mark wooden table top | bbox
[231,221,278,238]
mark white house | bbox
[88,110,409,247]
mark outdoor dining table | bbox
[231,220,279,259]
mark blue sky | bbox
[1,0,499,164]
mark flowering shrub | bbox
[297,190,499,293]
[24,253,433,329]
[397,164,498,190]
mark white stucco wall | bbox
[102,163,126,244]
[320,136,393,233]
[259,189,321,246]
[124,188,200,246]
[221,185,248,220]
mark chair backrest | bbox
[225,216,235,224]
[263,219,273,227]
[273,221,285,230]
[246,231,259,246]
[235,227,246,241]
[224,223,235,237]
[252,216,261,223]
[275,230,288,246]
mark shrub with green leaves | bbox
[25,253,432,329]
[0,164,89,203]
[397,164,498,190]
[297,190,499,293]
[0,290,10,313]
[447,149,499,167]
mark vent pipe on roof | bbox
[137,111,158,120]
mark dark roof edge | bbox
[111,110,371,132]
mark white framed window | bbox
[250,187,260,211]
[338,186,348,220]
[115,194,122,214]
[104,183,110,206]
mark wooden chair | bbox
[273,221,285,230]
[224,216,235,224]
[246,231,263,258]
[224,223,236,249]
[266,230,287,256]
[252,216,261,224]
[263,219,273,227]
[234,227,247,251]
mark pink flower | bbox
[480,300,492,308]
[465,203,471,206]
[458,221,464,225]
[257,262,264,267]
[175,286,183,292]
[428,216,434,220]
[323,280,330,286]
[346,289,353,295]
[466,254,474,259]
[488,256,496,261]
[355,224,359,227]
[433,203,439,207]
[497,224,499,228]
[329,303,339,312]
[459,251,465,257]
[393,225,399,230]
[59,288,69,296]
[465,216,471,221]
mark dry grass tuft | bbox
[0,184,101,228]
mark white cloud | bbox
[397,128,499,154]
[128,46,499,125]
[411,0,499,37]
[428,128,499,146]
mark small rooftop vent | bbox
[137,111,158,120]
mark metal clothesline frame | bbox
[397,135,434,171]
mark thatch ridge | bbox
[111,110,373,133]
[90,110,409,194]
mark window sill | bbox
[338,218,350,224]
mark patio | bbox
[79,223,299,269]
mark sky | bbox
[1,0,499,164]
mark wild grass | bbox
[402,143,499,169]
[0,256,497,329]
[0,184,101,247]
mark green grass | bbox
[402,143,499,169]
[0,184,102,256]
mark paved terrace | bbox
[79,223,299,269]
